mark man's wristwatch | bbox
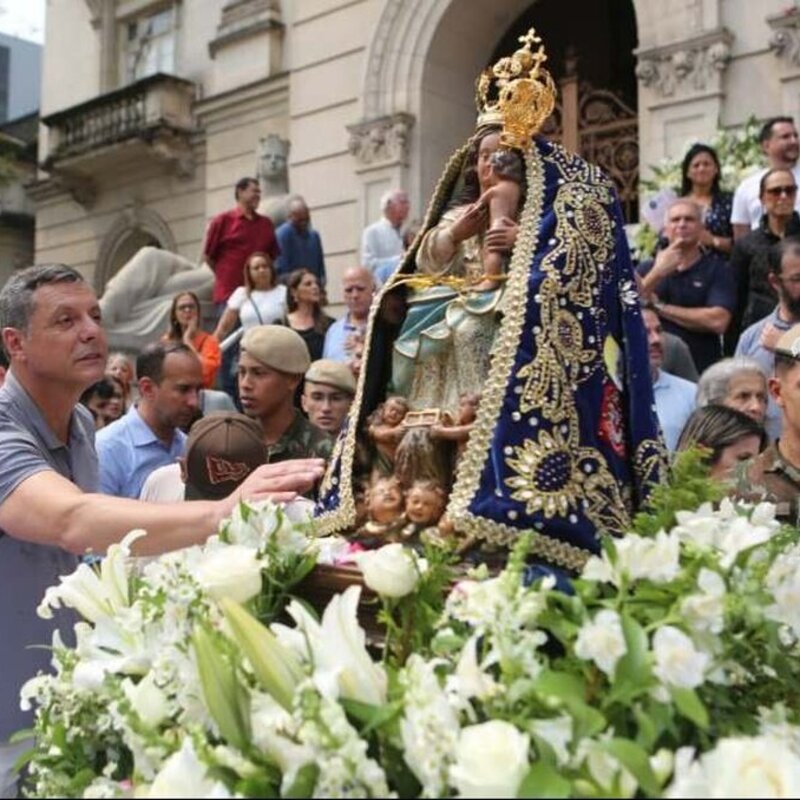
[653,299,666,314]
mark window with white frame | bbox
[121,5,177,84]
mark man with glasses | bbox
[736,238,800,439]
[731,117,800,239]
[639,199,737,373]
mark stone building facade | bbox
[28,0,800,304]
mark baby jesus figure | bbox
[473,148,524,292]
[367,395,410,476]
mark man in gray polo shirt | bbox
[0,265,325,795]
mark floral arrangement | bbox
[17,455,800,798]
[634,115,765,260]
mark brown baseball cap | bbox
[774,324,800,361]
[241,325,310,375]
[184,412,267,500]
[305,359,356,395]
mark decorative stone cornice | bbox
[346,113,414,168]
[768,8,800,67]
[27,171,98,209]
[635,28,733,98]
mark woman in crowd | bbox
[214,252,287,341]
[106,352,135,411]
[279,268,334,361]
[679,143,733,257]
[696,357,769,425]
[79,377,126,430]
[163,291,221,389]
[730,168,800,335]
[676,403,766,481]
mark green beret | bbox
[241,325,310,375]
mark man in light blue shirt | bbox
[735,238,800,439]
[643,306,696,450]
[97,342,203,498]
[323,266,374,370]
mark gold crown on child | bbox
[475,28,557,150]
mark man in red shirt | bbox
[204,177,281,307]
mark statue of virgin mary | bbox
[316,30,666,572]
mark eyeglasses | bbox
[176,304,197,312]
[765,185,798,197]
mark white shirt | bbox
[652,370,697,451]
[731,164,800,229]
[361,217,403,274]
[227,285,287,329]
[139,462,184,503]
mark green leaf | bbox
[283,763,320,799]
[340,697,401,734]
[604,738,660,797]
[671,687,709,729]
[533,670,605,739]
[632,704,660,751]
[607,613,653,705]
[221,598,302,711]
[193,625,252,750]
[517,760,571,798]
[236,775,279,798]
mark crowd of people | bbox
[4,111,800,793]
[640,116,800,511]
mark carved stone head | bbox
[257,134,290,181]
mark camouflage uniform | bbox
[743,442,800,526]
[266,410,333,463]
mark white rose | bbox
[449,720,529,798]
[574,609,627,677]
[667,736,800,798]
[195,545,263,604]
[716,515,775,569]
[147,739,232,798]
[619,531,681,584]
[681,569,726,634]
[354,543,425,598]
[581,554,615,584]
[652,626,709,689]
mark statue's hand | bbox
[484,216,519,253]
[449,201,488,243]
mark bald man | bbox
[323,266,375,374]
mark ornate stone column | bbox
[768,7,800,122]
[635,27,733,182]
[346,113,415,230]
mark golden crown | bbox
[475,28,557,150]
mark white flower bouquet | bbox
[17,454,800,798]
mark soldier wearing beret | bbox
[238,325,333,462]
[301,359,356,434]
[743,323,800,524]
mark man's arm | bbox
[202,214,223,271]
[0,460,324,557]
[655,303,731,335]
